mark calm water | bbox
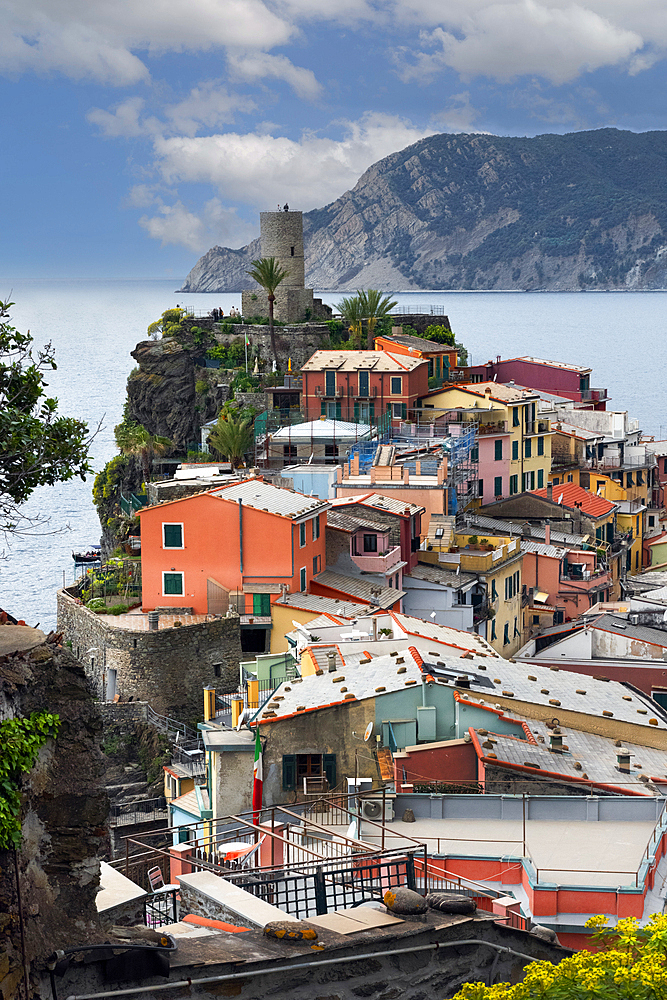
[1,281,666,629]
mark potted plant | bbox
[468,535,479,550]
[480,538,494,551]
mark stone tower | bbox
[242,209,330,323]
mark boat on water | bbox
[72,546,102,564]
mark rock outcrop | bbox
[181,128,667,292]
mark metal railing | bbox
[144,890,178,928]
[109,798,169,828]
[390,305,447,316]
[146,705,200,744]
[120,492,148,516]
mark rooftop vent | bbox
[326,651,337,672]
[616,748,633,772]
[549,730,564,751]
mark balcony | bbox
[435,537,521,573]
[351,544,402,574]
[478,420,509,435]
[560,566,612,590]
[580,388,608,402]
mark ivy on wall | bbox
[0,712,60,849]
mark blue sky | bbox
[3,0,667,279]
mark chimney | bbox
[549,729,563,752]
[327,650,337,672]
[148,610,160,631]
[455,676,471,689]
[547,483,553,501]
[616,748,632,772]
[203,686,216,722]
[545,521,551,545]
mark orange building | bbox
[138,479,330,652]
[374,332,458,386]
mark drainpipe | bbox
[238,499,243,575]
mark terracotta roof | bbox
[434,381,539,404]
[531,483,617,519]
[301,350,425,373]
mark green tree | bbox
[246,257,290,368]
[424,323,455,346]
[0,301,91,532]
[0,712,60,849]
[454,914,667,1000]
[335,294,364,347]
[208,412,254,468]
[147,307,185,339]
[114,420,171,485]
[357,289,398,348]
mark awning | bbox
[534,591,550,604]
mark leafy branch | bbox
[0,712,60,849]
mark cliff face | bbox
[0,632,108,997]
[181,128,667,292]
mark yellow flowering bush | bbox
[453,914,667,999]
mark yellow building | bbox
[269,593,370,653]
[419,531,524,657]
[583,472,645,576]
[421,382,552,505]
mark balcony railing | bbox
[478,420,508,435]
[351,545,402,574]
[580,388,608,401]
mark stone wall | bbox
[212,321,332,369]
[57,590,242,721]
[0,634,108,999]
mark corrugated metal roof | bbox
[212,479,329,520]
[507,356,591,374]
[465,513,588,546]
[276,592,370,617]
[380,334,452,354]
[531,484,617,519]
[301,350,425,372]
[406,564,477,588]
[314,570,404,608]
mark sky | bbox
[4,0,667,279]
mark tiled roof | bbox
[472,722,667,796]
[551,421,604,441]
[212,479,329,520]
[521,540,568,560]
[530,483,617,519]
[389,612,495,654]
[314,570,404,609]
[326,510,389,534]
[438,382,539,404]
[332,493,425,517]
[171,787,209,817]
[465,513,588,546]
[257,647,425,722]
[505,356,591,374]
[275,592,371,617]
[590,614,667,649]
[301,350,425,373]
[406,564,477,588]
[379,334,452,354]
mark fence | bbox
[109,798,169,828]
[120,492,148,516]
[390,305,447,316]
[144,890,178,928]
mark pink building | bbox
[521,537,612,621]
[477,421,510,504]
[465,356,608,409]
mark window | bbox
[597,481,605,492]
[359,371,369,396]
[514,616,521,637]
[471,446,479,462]
[533,615,540,625]
[283,444,297,460]
[537,469,544,488]
[627,472,633,487]
[494,439,503,461]
[491,619,496,640]
[503,622,510,645]
[163,572,183,596]
[567,474,573,482]
[509,474,518,495]
[664,458,667,475]
[478,479,484,498]
[512,407,519,427]
[299,522,306,547]
[163,523,183,548]
[290,245,295,256]
[537,436,544,456]
[494,476,502,497]
[512,440,519,460]
[391,376,402,394]
[635,550,639,569]
[325,370,335,396]
[524,438,532,458]
[300,567,307,591]
[325,444,339,458]
[492,580,497,601]
[392,402,403,419]
[649,515,655,527]
[312,514,320,540]
[282,753,336,791]
[213,663,222,677]
[523,471,535,491]
[363,533,378,552]
[313,555,320,575]
[638,470,644,486]
[253,593,271,616]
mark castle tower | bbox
[243,209,327,324]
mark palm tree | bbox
[335,294,364,347]
[208,412,254,468]
[357,289,398,349]
[114,421,171,485]
[246,257,290,369]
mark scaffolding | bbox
[254,409,392,470]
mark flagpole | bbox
[245,333,248,373]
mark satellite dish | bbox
[363,721,374,742]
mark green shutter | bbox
[387,402,391,413]
[320,400,326,416]
[253,593,271,616]
[164,524,182,547]
[164,572,183,595]
[369,402,375,420]
[282,754,297,791]
[323,753,337,790]
[354,400,359,421]
[401,403,407,420]
[336,401,342,420]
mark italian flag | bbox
[252,725,263,825]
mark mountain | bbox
[180,129,667,292]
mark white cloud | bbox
[431,92,482,132]
[139,198,256,251]
[150,113,435,214]
[88,84,256,138]
[227,52,322,100]
[397,1,645,84]
[87,97,159,137]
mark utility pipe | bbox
[63,938,546,1000]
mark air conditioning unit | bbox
[361,797,395,822]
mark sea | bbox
[2,279,666,631]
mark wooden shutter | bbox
[335,401,342,420]
[282,754,297,790]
